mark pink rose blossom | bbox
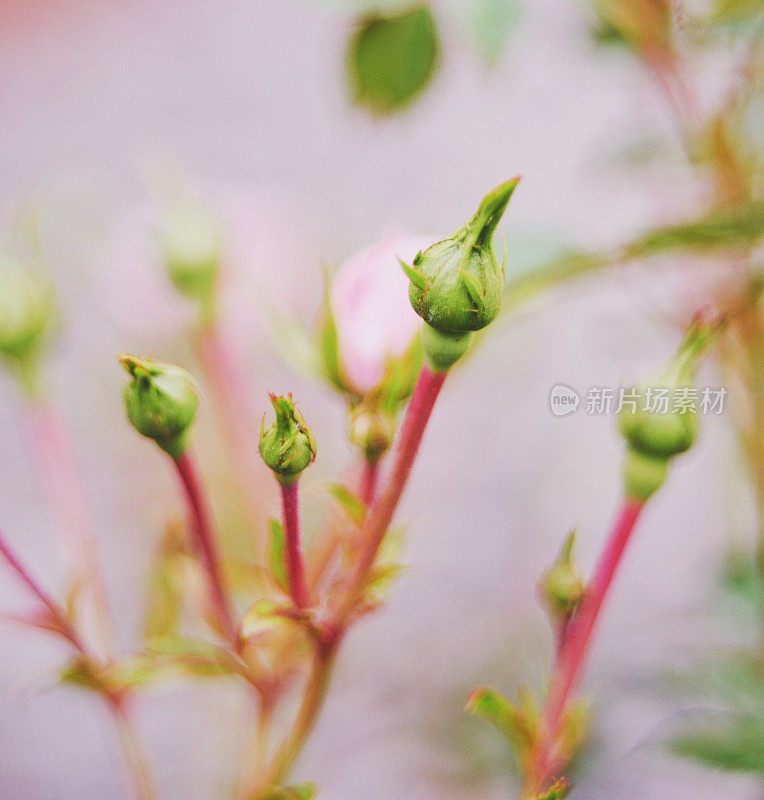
[330,228,434,395]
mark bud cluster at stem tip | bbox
[119,354,199,459]
[618,317,720,502]
[259,393,317,485]
[539,530,584,624]
[401,178,520,372]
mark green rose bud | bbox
[259,393,317,485]
[120,354,199,459]
[539,531,585,623]
[0,259,54,390]
[158,202,221,321]
[403,177,519,335]
[619,318,719,501]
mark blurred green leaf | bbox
[347,4,440,115]
[145,635,242,679]
[670,711,764,774]
[458,0,521,66]
[268,518,290,594]
[466,685,537,756]
[328,483,368,525]
[253,784,316,800]
[535,778,571,800]
[505,201,764,308]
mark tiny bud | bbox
[0,259,53,372]
[158,202,221,320]
[259,393,317,485]
[348,404,396,462]
[405,178,519,334]
[119,354,199,459]
[420,324,472,372]
[539,531,584,622]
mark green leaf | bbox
[144,635,241,679]
[534,778,571,800]
[399,256,428,290]
[669,712,764,774]
[347,5,440,115]
[466,686,538,755]
[253,782,317,800]
[457,0,521,67]
[268,518,289,593]
[328,483,368,525]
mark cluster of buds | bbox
[119,354,199,459]
[618,318,719,501]
[259,393,317,485]
[0,257,54,393]
[401,178,520,371]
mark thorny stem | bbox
[527,499,644,794]
[173,451,239,648]
[25,402,117,656]
[0,525,158,800]
[280,480,310,609]
[260,364,448,788]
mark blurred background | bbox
[0,0,761,798]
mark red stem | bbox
[359,458,379,507]
[25,402,117,654]
[280,481,310,609]
[330,364,447,632]
[173,451,238,646]
[531,498,644,790]
[0,524,85,651]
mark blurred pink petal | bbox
[331,228,433,394]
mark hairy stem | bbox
[173,451,238,647]
[280,481,310,609]
[25,402,116,655]
[528,499,644,793]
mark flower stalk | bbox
[0,524,158,800]
[527,499,644,793]
[173,450,239,647]
[279,480,310,610]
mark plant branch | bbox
[280,480,310,609]
[329,364,448,632]
[527,498,644,793]
[172,451,239,647]
[25,401,117,655]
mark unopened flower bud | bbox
[619,318,719,501]
[403,178,519,335]
[348,404,396,462]
[539,531,584,622]
[120,354,199,459]
[259,393,317,485]
[158,202,221,319]
[0,259,53,370]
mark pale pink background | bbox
[0,1,759,799]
